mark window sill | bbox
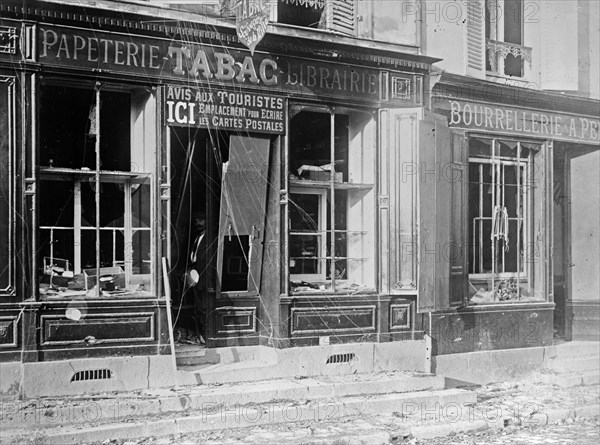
[442,301,555,313]
[40,291,155,300]
[289,179,373,191]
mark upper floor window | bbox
[485,0,531,77]
[38,82,156,299]
[277,0,357,35]
[287,106,375,294]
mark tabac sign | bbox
[37,25,381,103]
[443,100,600,144]
[165,86,285,134]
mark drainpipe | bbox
[425,312,433,374]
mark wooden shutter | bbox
[323,0,356,36]
[466,0,486,79]
[378,108,422,295]
[417,114,452,313]
[531,142,551,301]
[0,77,15,293]
[449,132,468,306]
[218,135,271,294]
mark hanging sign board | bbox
[165,85,286,134]
[236,0,270,55]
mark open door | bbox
[379,108,456,312]
[217,135,271,295]
[563,145,600,340]
[417,115,453,312]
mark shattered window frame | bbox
[287,105,376,295]
[37,81,156,299]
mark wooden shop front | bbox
[0,0,453,397]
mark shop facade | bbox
[430,74,600,364]
[0,0,454,398]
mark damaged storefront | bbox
[430,75,600,371]
[0,0,453,398]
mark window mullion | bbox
[329,109,336,292]
[94,86,101,298]
[74,181,82,274]
[124,180,133,280]
[491,139,497,293]
[517,142,521,294]
[501,163,506,273]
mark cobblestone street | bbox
[80,382,599,445]
[415,417,599,444]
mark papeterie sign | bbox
[165,86,285,134]
[442,100,599,144]
[37,25,381,103]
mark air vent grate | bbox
[71,369,113,382]
[326,353,356,364]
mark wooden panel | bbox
[41,312,155,345]
[0,76,15,293]
[389,303,412,330]
[431,303,554,355]
[215,306,256,334]
[0,316,17,347]
[291,305,376,334]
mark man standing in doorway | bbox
[186,212,207,344]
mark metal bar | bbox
[479,163,483,273]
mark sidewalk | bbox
[1,371,598,445]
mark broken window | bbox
[218,135,271,295]
[288,107,375,294]
[468,138,545,303]
[38,83,155,299]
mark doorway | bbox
[169,127,225,347]
[553,142,600,340]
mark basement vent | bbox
[326,353,356,364]
[71,369,113,382]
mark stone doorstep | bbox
[0,388,477,445]
[0,373,446,430]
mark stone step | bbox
[546,356,600,373]
[177,359,277,384]
[0,373,446,431]
[1,387,476,445]
[548,341,600,360]
[535,370,600,387]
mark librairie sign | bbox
[444,100,599,144]
[165,86,285,134]
[37,25,380,103]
